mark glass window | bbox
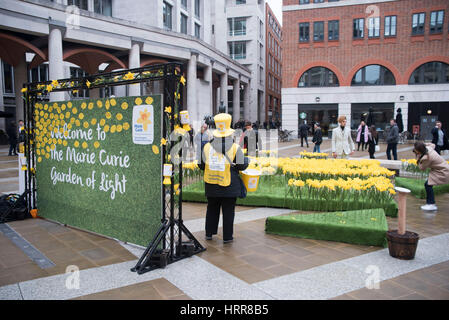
[94,0,112,16]
[70,67,89,98]
[298,67,339,87]
[313,21,324,41]
[409,61,449,84]
[351,65,396,86]
[68,0,88,10]
[328,20,339,40]
[412,12,425,35]
[368,17,380,38]
[194,23,201,39]
[2,61,14,94]
[181,0,187,9]
[384,15,397,36]
[228,17,246,36]
[430,10,444,34]
[353,18,364,39]
[28,64,49,84]
[299,22,310,42]
[299,0,310,4]
[194,0,200,18]
[313,0,324,3]
[163,2,172,30]
[236,0,246,4]
[181,13,188,34]
[229,41,246,60]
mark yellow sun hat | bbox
[213,113,235,138]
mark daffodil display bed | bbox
[264,209,388,247]
[182,158,398,217]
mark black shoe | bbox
[205,235,212,240]
[223,238,233,244]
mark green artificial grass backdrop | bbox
[265,209,389,247]
[395,177,449,199]
[35,96,162,246]
[182,180,398,217]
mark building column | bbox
[232,77,240,125]
[187,53,198,126]
[13,56,27,122]
[243,81,250,121]
[48,26,65,102]
[220,70,228,113]
[128,41,141,96]
[203,60,213,121]
[338,103,351,127]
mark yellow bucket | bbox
[241,169,261,192]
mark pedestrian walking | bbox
[198,113,249,243]
[413,141,449,211]
[386,119,399,160]
[312,122,323,153]
[299,120,309,148]
[239,121,261,156]
[431,121,449,155]
[356,120,369,151]
[6,121,18,156]
[194,123,212,160]
[331,116,355,159]
[367,125,379,159]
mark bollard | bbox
[386,187,419,260]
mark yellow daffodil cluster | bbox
[279,158,395,179]
[299,151,329,159]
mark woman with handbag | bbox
[197,113,249,243]
[367,125,379,159]
[356,120,369,151]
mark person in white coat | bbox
[332,115,355,159]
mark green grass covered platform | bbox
[395,177,449,199]
[265,209,388,247]
[182,181,398,217]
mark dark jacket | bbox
[312,128,322,145]
[396,112,404,133]
[299,124,309,137]
[431,127,449,150]
[386,124,399,144]
[6,125,17,143]
[198,136,249,198]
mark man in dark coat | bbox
[312,122,323,153]
[7,121,18,156]
[299,121,309,148]
[386,119,399,160]
[396,108,404,133]
[431,121,449,155]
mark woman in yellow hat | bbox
[197,113,249,243]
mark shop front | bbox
[297,104,338,137]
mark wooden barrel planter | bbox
[386,230,419,260]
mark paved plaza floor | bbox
[0,141,448,301]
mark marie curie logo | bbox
[132,105,154,144]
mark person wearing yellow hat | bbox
[197,113,249,243]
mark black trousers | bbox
[206,197,236,241]
[386,143,398,160]
[300,135,308,147]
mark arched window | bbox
[409,61,449,84]
[351,64,396,86]
[298,67,339,87]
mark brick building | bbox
[265,2,282,127]
[282,0,449,139]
